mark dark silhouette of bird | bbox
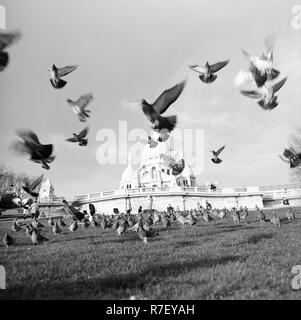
[10,130,55,170]
[137,219,156,244]
[0,30,22,72]
[31,229,49,245]
[240,77,287,110]
[89,203,96,216]
[31,217,44,229]
[279,148,301,169]
[141,81,186,133]
[52,222,61,235]
[48,64,78,89]
[22,174,43,198]
[171,158,185,176]
[58,216,67,228]
[25,225,33,238]
[66,127,89,146]
[211,145,225,164]
[3,233,15,247]
[190,60,229,83]
[66,93,93,122]
[62,200,85,221]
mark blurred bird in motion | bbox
[279,148,301,169]
[0,30,22,72]
[10,130,55,169]
[211,145,225,164]
[190,60,229,83]
[66,127,89,146]
[22,174,44,198]
[62,200,85,221]
[240,77,287,110]
[48,64,78,89]
[66,93,93,122]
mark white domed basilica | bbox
[119,140,197,190]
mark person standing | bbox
[30,200,39,219]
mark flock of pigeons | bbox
[2,201,296,248]
[1,30,297,173]
[0,27,299,248]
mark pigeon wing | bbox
[273,77,287,94]
[75,93,94,109]
[279,155,290,163]
[29,174,44,190]
[189,65,205,74]
[142,102,158,124]
[216,145,225,156]
[57,65,78,77]
[66,137,77,142]
[0,31,22,51]
[78,127,89,139]
[210,60,230,73]
[240,90,262,99]
[152,80,186,114]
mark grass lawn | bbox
[0,207,301,300]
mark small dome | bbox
[121,163,135,183]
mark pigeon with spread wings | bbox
[48,64,78,89]
[66,127,89,146]
[22,174,44,198]
[242,35,279,80]
[62,199,85,222]
[10,130,55,170]
[66,93,93,122]
[279,148,301,169]
[141,81,186,133]
[211,145,225,164]
[190,60,229,83]
[0,30,22,72]
[240,77,287,110]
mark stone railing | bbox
[38,183,301,205]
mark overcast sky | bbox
[0,0,300,196]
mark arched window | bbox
[151,167,157,180]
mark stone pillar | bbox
[147,195,153,210]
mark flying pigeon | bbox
[66,93,93,122]
[22,174,43,198]
[279,148,301,169]
[0,30,22,72]
[66,127,89,146]
[10,130,55,169]
[141,81,186,133]
[240,77,287,110]
[3,233,15,247]
[52,222,61,235]
[58,216,67,228]
[62,199,85,221]
[190,60,229,83]
[48,64,78,89]
[12,196,33,209]
[211,145,225,164]
[242,36,279,79]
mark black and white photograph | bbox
[1,0,301,305]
